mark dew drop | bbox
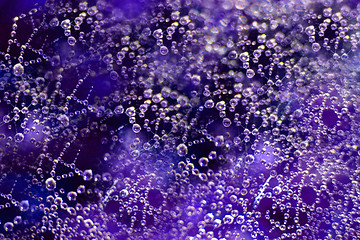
[45,177,56,191]
[83,169,93,181]
[19,200,29,212]
[177,143,188,157]
[160,46,169,55]
[61,19,71,29]
[132,124,141,133]
[14,133,24,143]
[67,191,77,201]
[312,42,321,52]
[13,63,24,76]
[198,157,209,167]
[246,69,255,78]
[13,216,22,225]
[68,36,77,46]
[3,222,14,232]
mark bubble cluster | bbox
[0,0,359,239]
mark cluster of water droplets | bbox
[0,0,359,239]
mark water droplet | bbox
[4,222,14,232]
[83,169,93,181]
[214,135,224,147]
[179,16,190,25]
[45,177,56,191]
[198,157,209,167]
[49,17,59,27]
[204,99,214,108]
[67,191,77,201]
[60,19,71,29]
[19,200,29,212]
[153,29,163,39]
[208,151,217,160]
[312,42,321,52]
[239,52,249,61]
[14,133,24,142]
[177,143,188,157]
[13,216,22,225]
[120,189,129,198]
[58,114,69,127]
[125,107,136,117]
[332,12,342,22]
[13,63,24,76]
[223,215,234,224]
[114,105,124,115]
[246,69,255,78]
[228,50,238,59]
[68,36,77,46]
[160,46,169,55]
[191,74,201,85]
[215,101,226,111]
[77,185,86,194]
[273,186,282,195]
[305,25,315,35]
[223,118,231,127]
[245,154,255,164]
[236,215,245,224]
[132,124,141,133]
